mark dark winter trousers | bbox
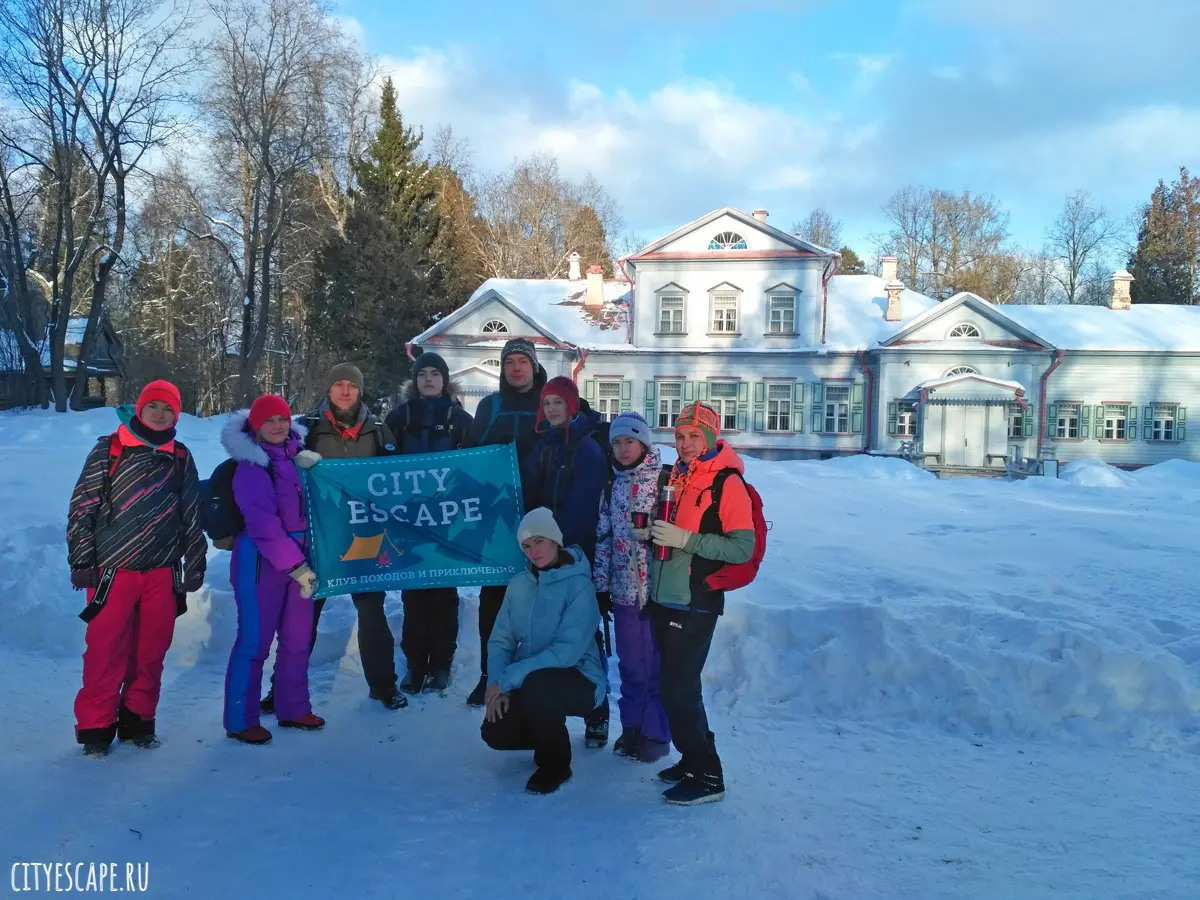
[401,587,459,674]
[309,591,398,694]
[75,568,177,743]
[613,605,670,743]
[477,584,507,677]
[651,603,721,775]
[480,667,597,772]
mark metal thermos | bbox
[654,484,678,561]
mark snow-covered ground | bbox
[3,408,1199,899]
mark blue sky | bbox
[338,0,1200,261]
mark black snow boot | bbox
[613,726,641,759]
[78,724,116,759]
[400,669,426,694]
[657,759,688,784]
[117,705,157,748]
[584,697,609,749]
[82,742,110,758]
[425,669,451,694]
[260,688,275,715]
[526,766,572,795]
[370,685,408,710]
[662,734,724,805]
[466,674,487,708]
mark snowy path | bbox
[4,646,1197,900]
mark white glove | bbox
[295,450,322,469]
[651,520,692,550]
[290,564,318,599]
[631,526,651,542]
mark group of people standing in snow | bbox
[65,337,756,805]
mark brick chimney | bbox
[585,265,605,309]
[880,255,898,282]
[1109,269,1133,310]
[885,280,905,322]
[568,251,581,281]
[752,209,768,223]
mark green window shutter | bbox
[1127,404,1137,438]
[1177,406,1187,441]
[753,382,765,404]
[644,380,657,401]
[793,382,804,433]
[584,379,596,401]
[684,381,695,402]
[620,379,632,411]
[1023,412,1034,438]
[1094,404,1105,439]
[737,382,749,403]
[851,382,865,434]
[1080,404,1091,438]
[887,402,898,436]
[753,410,765,431]
[644,380,656,422]
[1143,406,1153,440]
[1046,404,1057,437]
[793,383,804,405]
[736,410,748,431]
[811,382,824,432]
[697,381,710,402]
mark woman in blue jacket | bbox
[481,508,606,795]
[384,352,474,694]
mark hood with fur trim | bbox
[398,378,465,403]
[221,410,308,468]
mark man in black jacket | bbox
[462,338,547,707]
[263,363,407,712]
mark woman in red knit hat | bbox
[220,393,324,744]
[66,380,207,757]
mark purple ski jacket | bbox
[221,411,308,575]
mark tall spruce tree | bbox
[566,205,613,276]
[308,78,447,398]
[1129,171,1198,305]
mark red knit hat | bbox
[248,394,292,432]
[537,376,580,430]
[675,402,721,450]
[136,379,181,418]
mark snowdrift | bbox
[4,407,1199,749]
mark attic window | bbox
[481,320,508,334]
[480,358,501,368]
[708,232,747,250]
[947,323,981,339]
[944,365,979,377]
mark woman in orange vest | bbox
[648,402,754,805]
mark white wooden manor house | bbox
[409,207,1200,472]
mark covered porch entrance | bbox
[909,374,1027,474]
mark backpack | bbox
[198,458,274,551]
[395,399,463,451]
[695,468,769,594]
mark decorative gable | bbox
[881,292,1052,349]
[630,207,832,259]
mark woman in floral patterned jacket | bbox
[593,412,671,763]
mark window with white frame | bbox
[947,323,981,338]
[709,382,739,431]
[1153,404,1177,441]
[708,232,747,250]
[1008,404,1024,439]
[768,296,796,334]
[944,365,979,377]
[481,319,508,333]
[658,296,685,333]
[1102,404,1129,440]
[711,295,739,333]
[767,383,792,432]
[596,381,621,422]
[480,357,501,368]
[657,381,683,428]
[824,384,851,434]
[1056,403,1081,439]
[897,401,917,436]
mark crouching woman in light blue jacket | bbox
[482,507,607,795]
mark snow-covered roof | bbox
[413,278,632,350]
[999,304,1200,352]
[0,318,93,372]
[914,374,1026,395]
[822,275,940,350]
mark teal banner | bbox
[301,444,526,598]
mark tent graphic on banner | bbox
[339,532,407,566]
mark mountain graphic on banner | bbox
[340,532,407,564]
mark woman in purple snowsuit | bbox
[593,412,671,763]
[222,394,325,745]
